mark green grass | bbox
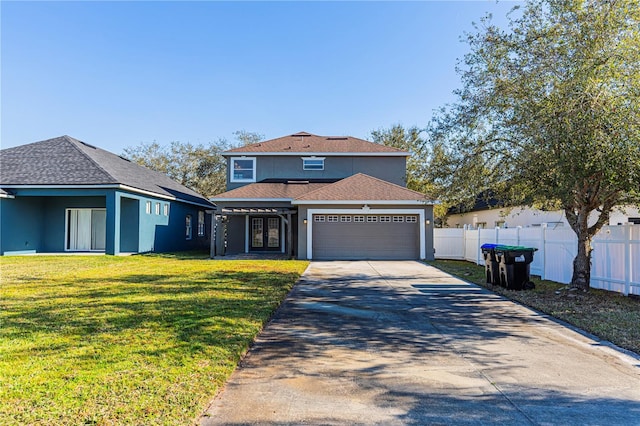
[428,260,640,355]
[0,253,308,425]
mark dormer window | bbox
[231,157,256,182]
[302,157,325,171]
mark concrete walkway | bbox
[200,261,640,425]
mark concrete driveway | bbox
[200,261,640,425]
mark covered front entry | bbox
[213,207,297,258]
[250,216,281,251]
[311,213,420,260]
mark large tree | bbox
[428,0,640,291]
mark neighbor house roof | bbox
[292,174,430,205]
[224,132,408,156]
[0,135,213,207]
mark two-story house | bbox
[211,132,435,260]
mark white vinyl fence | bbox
[434,223,640,296]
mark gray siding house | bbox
[0,136,213,255]
[211,132,435,260]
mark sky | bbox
[1,1,520,154]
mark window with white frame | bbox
[340,216,351,222]
[314,215,325,222]
[406,216,417,223]
[145,201,152,214]
[393,216,404,223]
[366,216,378,223]
[354,216,365,223]
[230,157,256,182]
[327,215,339,222]
[155,202,161,215]
[197,211,205,236]
[379,216,391,223]
[302,157,325,170]
[185,215,192,240]
[164,204,169,216]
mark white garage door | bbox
[311,214,419,260]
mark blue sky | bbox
[1,1,519,154]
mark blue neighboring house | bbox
[0,136,214,255]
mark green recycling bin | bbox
[495,246,537,290]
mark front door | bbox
[250,216,281,251]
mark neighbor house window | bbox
[302,157,325,170]
[314,215,325,222]
[230,157,256,183]
[340,216,352,223]
[155,202,161,215]
[327,215,339,222]
[185,215,192,240]
[406,216,417,223]
[146,201,152,214]
[379,216,391,223]
[197,211,205,236]
[366,216,378,223]
[164,204,169,216]
[354,216,365,223]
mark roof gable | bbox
[0,136,212,206]
[224,132,408,155]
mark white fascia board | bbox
[3,184,212,208]
[292,199,429,205]
[305,207,426,260]
[0,193,15,199]
[210,197,293,202]
[222,152,409,157]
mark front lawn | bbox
[428,260,640,355]
[0,253,308,425]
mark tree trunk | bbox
[571,232,592,291]
[566,207,593,291]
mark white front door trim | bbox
[306,208,425,260]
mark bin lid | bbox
[495,245,538,252]
[481,243,501,249]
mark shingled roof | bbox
[224,132,408,155]
[293,174,429,204]
[211,181,330,200]
[212,174,431,205]
[0,136,212,207]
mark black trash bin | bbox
[480,243,501,285]
[495,246,537,290]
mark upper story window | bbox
[302,157,325,171]
[230,157,256,183]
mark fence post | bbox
[540,224,547,280]
[477,226,482,265]
[624,223,632,296]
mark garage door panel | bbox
[312,215,419,260]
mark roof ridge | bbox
[63,136,117,183]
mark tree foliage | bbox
[428,0,640,290]
[370,124,450,223]
[123,139,230,198]
[123,131,265,198]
